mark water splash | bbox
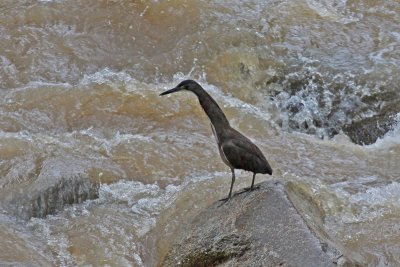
[306,0,361,24]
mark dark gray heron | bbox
[160,80,272,200]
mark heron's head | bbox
[160,80,200,96]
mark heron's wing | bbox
[221,138,270,173]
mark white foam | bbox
[79,68,135,87]
[367,113,400,149]
[28,217,75,266]
[38,0,65,2]
[26,179,176,266]
[306,0,361,24]
[98,180,181,237]
[351,182,400,206]
[0,55,17,78]
[328,178,400,224]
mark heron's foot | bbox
[333,254,344,264]
[218,196,230,202]
[237,189,249,195]
[239,185,261,193]
[217,196,230,207]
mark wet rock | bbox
[268,67,400,145]
[343,115,394,145]
[343,102,399,145]
[0,158,99,220]
[162,181,354,267]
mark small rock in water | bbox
[343,110,399,145]
[0,158,99,220]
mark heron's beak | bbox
[160,86,181,96]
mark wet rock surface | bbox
[343,114,396,145]
[343,101,400,145]
[162,181,353,267]
[0,158,99,220]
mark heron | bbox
[160,80,272,200]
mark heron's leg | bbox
[228,168,235,198]
[238,173,260,195]
[219,168,235,202]
[250,173,256,190]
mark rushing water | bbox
[1,0,399,266]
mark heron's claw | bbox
[218,196,230,202]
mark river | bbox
[1,0,399,266]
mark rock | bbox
[162,181,355,267]
[0,158,99,220]
[342,96,400,145]
[343,111,398,145]
[343,115,393,145]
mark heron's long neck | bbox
[192,87,230,132]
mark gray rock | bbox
[162,181,355,267]
[343,96,400,145]
[343,112,398,145]
[0,158,99,220]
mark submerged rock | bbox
[0,158,99,220]
[162,181,354,267]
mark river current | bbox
[0,0,399,266]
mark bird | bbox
[160,80,272,200]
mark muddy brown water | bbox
[1,0,399,266]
